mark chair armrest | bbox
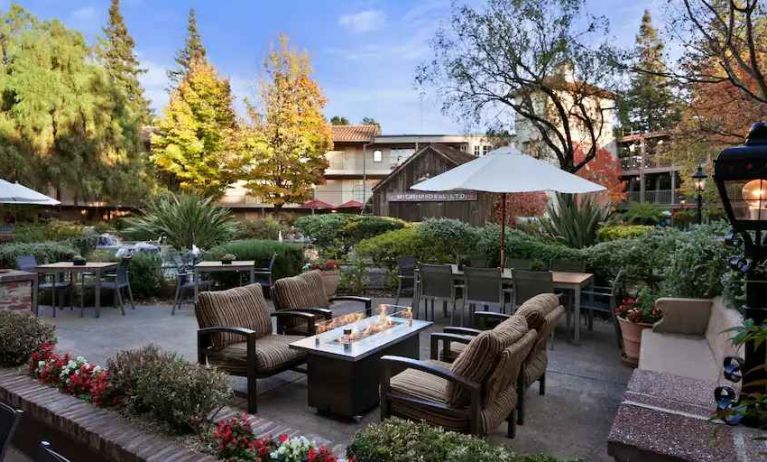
[281,307,332,319]
[443,327,482,336]
[381,355,480,393]
[197,327,257,364]
[329,296,372,315]
[473,311,509,330]
[430,332,473,360]
[253,268,271,273]
[271,311,317,335]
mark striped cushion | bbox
[480,385,518,433]
[485,330,536,406]
[273,270,330,311]
[206,335,306,374]
[523,349,548,387]
[196,284,272,349]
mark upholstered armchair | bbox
[436,293,565,426]
[272,270,371,334]
[380,314,536,438]
[196,283,317,413]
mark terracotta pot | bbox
[320,269,340,296]
[617,317,653,366]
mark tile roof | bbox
[332,124,380,143]
[430,143,477,165]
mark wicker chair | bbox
[381,314,536,438]
[196,283,317,413]
[436,293,565,426]
[272,270,372,335]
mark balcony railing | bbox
[626,190,683,205]
[620,155,675,170]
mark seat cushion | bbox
[207,334,306,374]
[523,349,548,387]
[196,284,272,349]
[639,330,719,382]
[272,270,329,311]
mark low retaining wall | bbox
[0,369,216,462]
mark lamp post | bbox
[692,165,707,224]
[713,122,767,428]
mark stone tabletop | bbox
[607,369,766,462]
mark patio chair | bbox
[16,255,72,316]
[579,270,625,348]
[196,283,316,413]
[272,270,371,335]
[85,257,134,316]
[463,267,505,320]
[172,267,211,315]
[381,314,536,438]
[252,252,277,296]
[512,270,554,307]
[418,264,462,323]
[505,258,532,270]
[549,260,586,272]
[394,255,416,305]
[436,293,565,426]
[36,441,70,462]
[0,402,22,461]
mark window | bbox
[482,145,493,155]
[473,145,481,156]
[373,150,383,163]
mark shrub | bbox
[534,193,610,248]
[0,311,56,366]
[622,202,664,225]
[347,418,565,462]
[127,253,165,299]
[355,227,423,270]
[106,345,231,433]
[295,213,357,250]
[417,219,477,263]
[124,193,238,250]
[597,224,653,242]
[295,214,406,257]
[236,217,286,240]
[476,227,582,268]
[658,224,730,298]
[0,241,78,268]
[206,239,304,280]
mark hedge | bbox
[295,214,407,257]
[205,239,303,280]
[347,418,569,462]
[596,224,653,242]
[0,241,78,268]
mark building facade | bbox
[617,131,683,208]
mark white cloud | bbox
[338,10,386,33]
[138,58,170,114]
[71,6,97,21]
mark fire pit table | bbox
[290,305,432,419]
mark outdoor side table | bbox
[0,269,38,315]
[35,262,118,318]
[193,261,256,301]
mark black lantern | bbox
[713,122,767,427]
[692,165,707,224]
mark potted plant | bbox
[615,289,662,366]
[220,254,236,265]
[306,259,341,296]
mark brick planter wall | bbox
[0,369,216,462]
[0,281,32,311]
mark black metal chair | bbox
[16,255,72,317]
[36,441,70,462]
[418,264,461,322]
[172,267,211,315]
[394,256,416,305]
[253,252,277,296]
[505,258,533,270]
[0,402,22,461]
[549,260,586,272]
[579,270,625,348]
[463,267,505,322]
[85,257,134,316]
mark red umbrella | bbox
[337,199,363,210]
[302,199,334,214]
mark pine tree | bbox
[99,0,151,122]
[245,35,332,209]
[168,8,207,85]
[152,60,242,198]
[619,10,679,133]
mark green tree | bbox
[0,4,153,205]
[168,8,206,85]
[151,60,242,198]
[361,116,380,128]
[618,10,679,133]
[330,115,349,125]
[245,35,332,210]
[98,0,151,123]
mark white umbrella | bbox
[411,146,605,268]
[0,179,60,205]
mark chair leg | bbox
[115,288,126,316]
[395,279,402,305]
[172,283,182,315]
[247,373,258,414]
[539,373,546,395]
[507,409,517,438]
[127,284,136,309]
[517,388,525,425]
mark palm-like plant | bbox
[125,193,238,250]
[535,193,609,249]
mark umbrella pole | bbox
[500,192,506,270]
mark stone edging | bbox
[0,368,216,462]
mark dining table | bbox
[35,261,119,318]
[415,265,594,344]
[193,261,256,301]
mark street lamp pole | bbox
[692,165,707,224]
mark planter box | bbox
[0,369,216,462]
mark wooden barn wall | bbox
[372,149,495,226]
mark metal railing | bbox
[626,190,683,205]
[620,155,675,170]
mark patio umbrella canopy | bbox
[411,146,605,267]
[0,178,60,205]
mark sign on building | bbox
[388,191,478,202]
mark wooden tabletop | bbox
[36,262,118,271]
[0,269,37,282]
[195,261,255,268]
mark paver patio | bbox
[31,297,632,461]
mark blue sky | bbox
[15,0,666,134]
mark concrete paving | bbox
[36,298,632,461]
